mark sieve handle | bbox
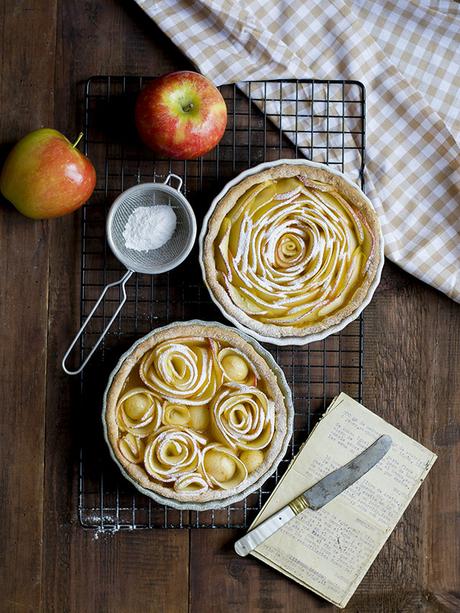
[62,269,134,375]
[163,173,183,192]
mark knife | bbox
[234,434,392,557]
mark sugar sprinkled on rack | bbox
[123,205,177,251]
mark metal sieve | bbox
[62,174,197,375]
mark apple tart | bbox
[103,321,293,508]
[201,161,383,343]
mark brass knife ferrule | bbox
[289,494,310,515]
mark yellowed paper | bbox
[250,393,437,608]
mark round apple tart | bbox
[201,160,383,344]
[103,321,293,509]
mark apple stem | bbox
[72,132,84,148]
[182,103,193,113]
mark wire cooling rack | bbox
[77,76,366,530]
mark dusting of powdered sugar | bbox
[123,205,177,251]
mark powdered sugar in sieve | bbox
[62,174,196,375]
[122,205,177,251]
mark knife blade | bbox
[234,434,392,557]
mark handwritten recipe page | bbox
[249,393,437,608]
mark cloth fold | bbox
[136,0,460,301]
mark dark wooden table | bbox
[1,1,459,611]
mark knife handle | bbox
[234,494,313,558]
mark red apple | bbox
[0,128,96,219]
[135,71,227,160]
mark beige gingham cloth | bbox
[136,0,460,301]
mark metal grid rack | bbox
[78,76,366,530]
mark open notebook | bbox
[249,393,437,608]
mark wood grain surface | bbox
[0,1,458,612]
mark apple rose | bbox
[143,426,206,483]
[162,402,210,432]
[116,387,162,437]
[174,472,209,495]
[140,338,222,405]
[217,347,257,385]
[210,383,274,451]
[162,403,191,427]
[119,433,145,464]
[200,443,248,489]
[213,175,375,327]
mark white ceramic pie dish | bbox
[199,158,385,346]
[102,319,294,511]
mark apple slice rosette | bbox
[116,387,162,437]
[210,383,274,451]
[140,338,222,406]
[143,426,207,483]
[214,175,374,327]
[203,163,383,342]
[162,403,192,427]
[173,472,209,496]
[217,347,257,386]
[119,433,145,464]
[162,402,210,432]
[200,443,248,490]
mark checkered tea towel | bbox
[135,0,460,302]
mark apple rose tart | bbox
[103,321,293,508]
[201,161,383,342]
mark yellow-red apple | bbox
[0,128,96,219]
[135,71,227,160]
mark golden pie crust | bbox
[202,163,382,340]
[104,322,292,503]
